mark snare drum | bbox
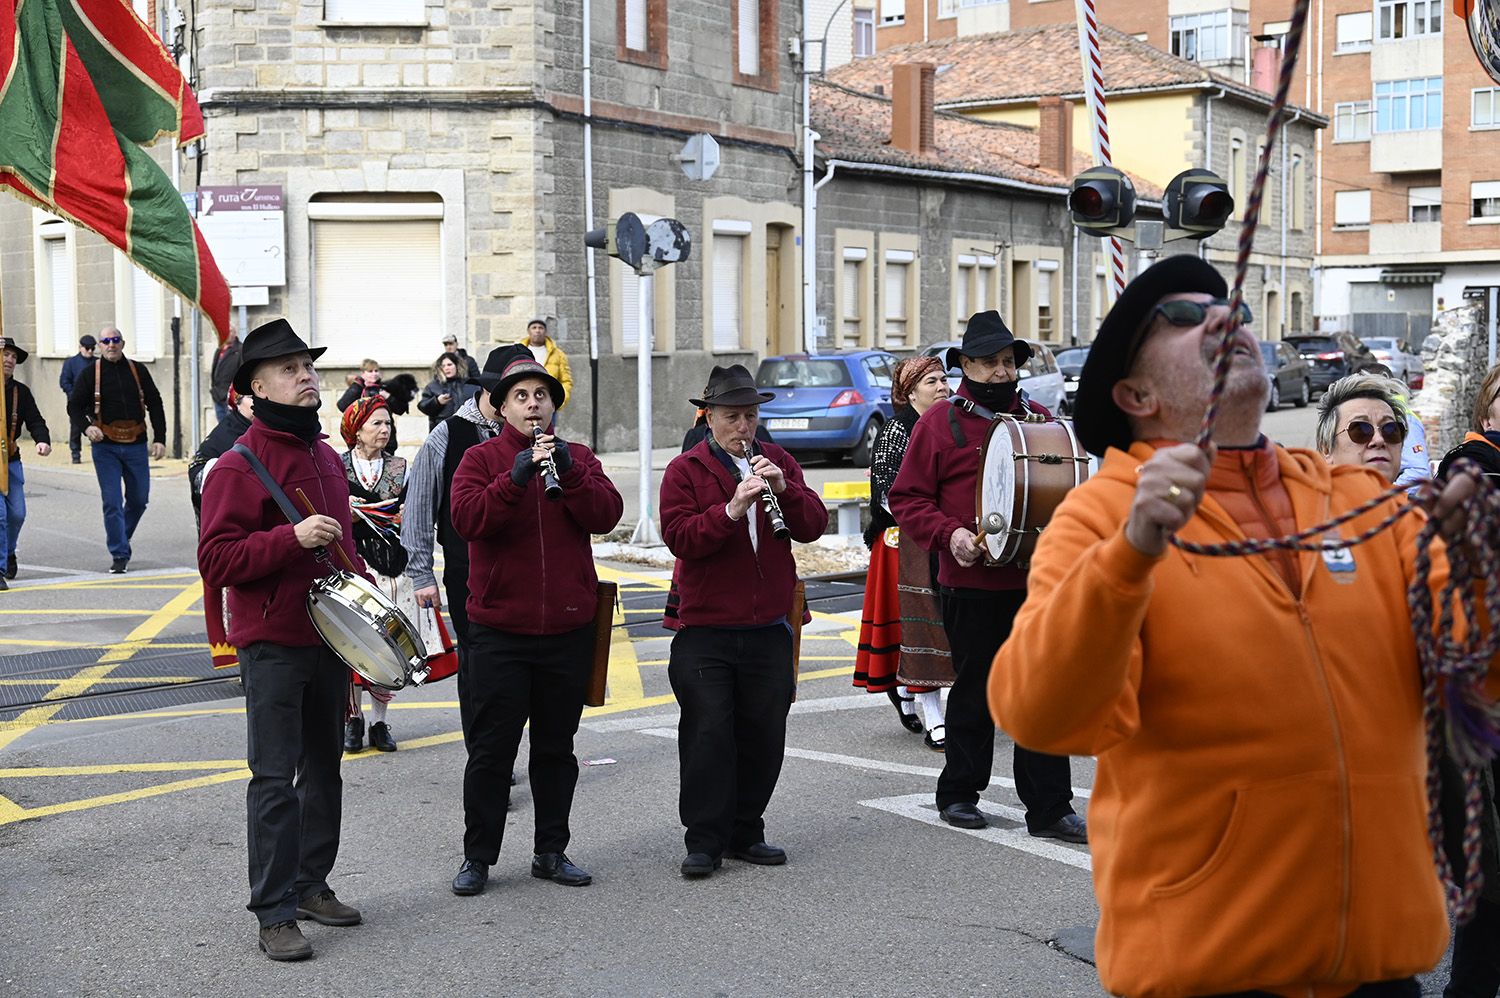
[976,416,1090,568]
[307,571,430,691]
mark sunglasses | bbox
[1151,298,1254,328]
[1340,419,1407,446]
[99,336,123,345]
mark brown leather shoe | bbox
[258,920,312,961]
[295,890,362,926]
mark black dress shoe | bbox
[5,553,15,580]
[368,721,397,752]
[730,842,787,865]
[452,859,489,896]
[680,852,722,878]
[887,689,925,733]
[109,558,128,574]
[924,724,946,752]
[939,802,988,829]
[1030,814,1088,844]
[343,716,364,753]
[531,852,591,886]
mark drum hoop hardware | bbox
[1011,451,1090,465]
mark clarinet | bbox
[742,440,791,540]
[534,425,563,502]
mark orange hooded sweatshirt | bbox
[990,441,1496,998]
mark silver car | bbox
[922,340,1068,415]
[1360,336,1423,387]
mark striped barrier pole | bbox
[1074,0,1126,304]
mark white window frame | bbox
[1408,186,1441,223]
[323,0,426,25]
[1374,77,1443,134]
[33,216,78,359]
[1228,134,1247,219]
[1169,10,1246,64]
[854,8,876,56]
[1333,189,1372,229]
[1034,259,1060,343]
[839,247,868,349]
[879,0,904,25]
[1334,100,1374,142]
[1335,11,1374,52]
[308,196,446,367]
[1471,181,1500,223]
[1376,0,1443,41]
[936,0,957,17]
[737,0,761,77]
[881,249,915,350]
[710,220,750,353]
[1474,87,1500,129]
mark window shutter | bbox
[955,263,970,323]
[1335,190,1371,225]
[842,260,860,319]
[738,0,760,76]
[712,235,744,351]
[880,0,905,22]
[45,237,74,355]
[625,0,647,51]
[884,261,908,346]
[312,218,443,366]
[325,0,423,21]
[131,265,164,358]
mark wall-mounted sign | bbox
[196,185,286,287]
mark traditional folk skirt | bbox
[895,535,955,688]
[853,527,903,692]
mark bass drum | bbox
[976,416,1090,568]
[307,571,430,691]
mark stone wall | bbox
[1412,302,1490,457]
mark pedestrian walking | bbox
[0,337,52,587]
[198,318,366,962]
[65,327,165,574]
[57,333,94,464]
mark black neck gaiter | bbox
[963,378,1017,412]
[253,397,322,443]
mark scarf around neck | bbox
[253,396,323,443]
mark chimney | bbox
[890,63,936,156]
[1038,96,1074,177]
[1251,39,1282,95]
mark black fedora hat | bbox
[1072,254,1227,457]
[0,337,28,364]
[469,344,524,392]
[689,364,773,408]
[490,347,565,408]
[232,319,327,394]
[945,310,1034,372]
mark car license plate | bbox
[766,418,808,431]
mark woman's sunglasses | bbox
[1151,298,1254,328]
[1340,419,1407,446]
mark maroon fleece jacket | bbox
[450,421,623,636]
[888,388,1049,592]
[198,420,367,648]
[660,439,827,628]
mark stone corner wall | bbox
[1411,302,1489,457]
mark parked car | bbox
[1284,332,1380,393]
[753,350,896,466]
[1259,340,1313,411]
[1360,336,1423,387]
[1055,346,1090,415]
[920,340,1068,415]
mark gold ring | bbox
[1166,485,1184,503]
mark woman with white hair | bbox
[1314,371,1410,484]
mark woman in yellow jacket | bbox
[518,318,572,408]
[990,256,1498,998]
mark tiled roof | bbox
[811,78,1163,200]
[825,23,1306,112]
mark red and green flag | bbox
[0,0,231,343]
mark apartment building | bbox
[870,1,1500,345]
[831,25,1324,339]
[0,0,810,451]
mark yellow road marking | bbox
[607,591,645,704]
[0,760,244,778]
[0,639,208,649]
[0,609,156,616]
[7,573,201,594]
[0,676,199,687]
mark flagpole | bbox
[0,300,9,498]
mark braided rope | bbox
[1160,0,1499,922]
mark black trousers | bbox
[668,623,795,857]
[937,589,1075,831]
[1446,895,1500,998]
[462,622,592,863]
[441,551,473,739]
[1198,978,1419,998]
[239,641,346,927]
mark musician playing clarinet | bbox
[198,319,366,962]
[447,348,622,897]
[659,364,827,878]
[888,311,1086,842]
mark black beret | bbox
[1072,255,1228,457]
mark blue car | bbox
[753,351,897,466]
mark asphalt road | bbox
[0,406,1458,996]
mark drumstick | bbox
[294,487,360,572]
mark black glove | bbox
[510,448,537,487]
[551,437,573,474]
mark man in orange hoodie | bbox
[989,255,1495,998]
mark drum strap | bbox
[231,443,306,527]
[948,390,1036,447]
